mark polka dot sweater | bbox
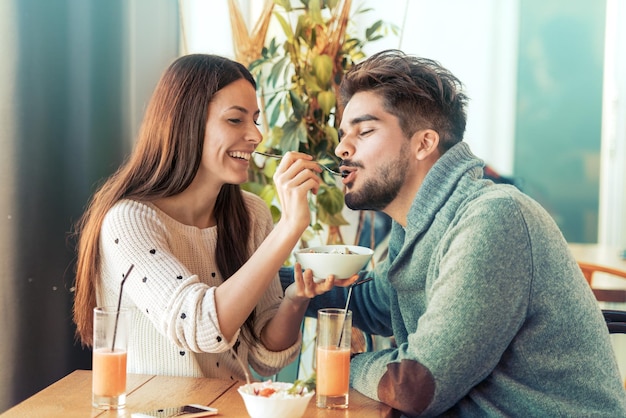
[97,192,301,380]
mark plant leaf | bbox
[317,90,336,115]
[317,206,349,226]
[289,90,306,119]
[269,205,282,223]
[308,0,324,25]
[269,99,282,127]
[323,125,339,147]
[288,373,316,395]
[259,184,277,207]
[268,125,284,148]
[316,184,345,215]
[295,119,309,145]
[365,20,383,39]
[281,120,305,151]
[273,11,294,42]
[313,54,333,88]
[241,181,264,196]
[302,72,322,93]
[262,157,278,178]
[237,0,398,242]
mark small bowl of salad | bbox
[237,377,315,418]
[294,245,374,281]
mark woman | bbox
[73,54,339,380]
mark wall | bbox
[0,0,179,412]
[599,0,626,248]
[514,0,606,243]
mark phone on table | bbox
[131,404,218,417]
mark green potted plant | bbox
[231,0,396,246]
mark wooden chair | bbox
[578,262,626,303]
[602,309,626,389]
[603,310,626,334]
[579,262,626,285]
[580,263,626,388]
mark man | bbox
[306,50,626,416]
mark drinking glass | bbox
[316,308,351,409]
[92,307,130,409]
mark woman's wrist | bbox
[274,216,309,240]
[283,290,311,307]
[282,281,313,309]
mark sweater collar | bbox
[403,141,484,234]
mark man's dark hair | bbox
[340,49,469,151]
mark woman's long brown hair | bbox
[73,55,255,346]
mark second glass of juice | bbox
[316,308,352,409]
[92,306,130,410]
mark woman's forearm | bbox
[213,219,303,341]
[260,294,310,351]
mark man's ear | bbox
[414,129,440,161]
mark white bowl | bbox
[237,382,314,418]
[294,245,374,280]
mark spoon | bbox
[253,151,343,177]
[337,277,373,347]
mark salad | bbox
[303,247,356,255]
[243,375,316,398]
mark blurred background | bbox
[1,0,624,412]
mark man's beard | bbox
[344,151,408,212]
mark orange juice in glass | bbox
[92,307,130,409]
[316,308,351,409]
[92,348,127,397]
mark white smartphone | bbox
[131,404,218,418]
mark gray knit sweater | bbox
[320,142,626,417]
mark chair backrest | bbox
[603,310,626,334]
[602,310,626,389]
[578,262,626,303]
[579,262,626,285]
[579,262,626,333]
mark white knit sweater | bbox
[96,192,300,380]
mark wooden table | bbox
[1,370,395,418]
[568,243,626,302]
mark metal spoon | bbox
[253,151,342,177]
